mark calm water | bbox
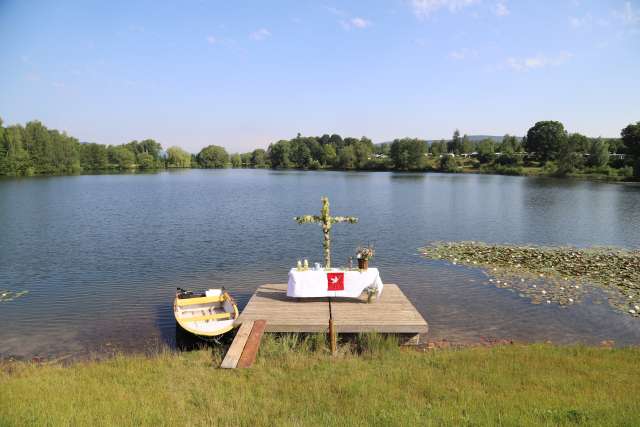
[2,169,640,358]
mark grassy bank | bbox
[1,335,640,426]
[457,161,635,182]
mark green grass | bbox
[1,336,640,426]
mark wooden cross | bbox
[295,197,358,269]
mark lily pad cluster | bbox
[0,290,29,303]
[421,242,640,317]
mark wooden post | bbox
[329,318,337,356]
[328,296,337,356]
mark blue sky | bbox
[1,0,639,153]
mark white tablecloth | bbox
[287,268,384,298]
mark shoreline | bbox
[1,330,630,365]
[2,166,638,185]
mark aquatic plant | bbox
[0,290,29,303]
[421,242,640,317]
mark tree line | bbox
[1,117,639,179]
[521,121,638,177]
[254,122,638,179]
[0,118,168,176]
[250,124,637,179]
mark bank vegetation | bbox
[1,335,639,426]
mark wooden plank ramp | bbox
[221,320,268,369]
[236,284,428,337]
[220,321,253,369]
[237,320,267,368]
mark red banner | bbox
[327,272,344,291]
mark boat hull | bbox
[173,289,239,338]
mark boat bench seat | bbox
[176,295,225,307]
[180,312,232,322]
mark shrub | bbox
[610,156,627,169]
[541,161,557,174]
[478,152,496,164]
[439,155,459,172]
[481,164,524,176]
[622,166,634,178]
[308,159,321,170]
[495,154,522,166]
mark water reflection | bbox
[389,173,426,180]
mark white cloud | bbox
[569,13,595,29]
[206,35,217,44]
[350,17,371,28]
[506,52,572,71]
[494,2,509,17]
[449,48,478,60]
[607,2,640,38]
[341,17,372,30]
[570,16,585,29]
[569,14,610,31]
[613,1,640,26]
[250,28,271,41]
[410,0,479,19]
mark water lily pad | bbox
[0,290,29,302]
[421,242,640,317]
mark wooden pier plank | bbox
[236,284,428,335]
[220,321,253,369]
[331,284,428,334]
[236,320,267,369]
[237,284,330,332]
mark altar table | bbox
[287,268,384,298]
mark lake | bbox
[1,169,640,359]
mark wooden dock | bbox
[236,284,428,340]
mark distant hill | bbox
[433,135,523,143]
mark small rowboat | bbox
[174,288,239,338]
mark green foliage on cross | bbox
[294,197,358,269]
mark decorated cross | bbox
[294,197,358,269]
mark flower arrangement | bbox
[356,245,375,271]
[356,245,375,261]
